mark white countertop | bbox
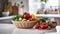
[0,14,60,20]
[0,16,13,20]
[45,32,56,34]
[0,24,15,34]
[35,14,60,17]
[0,24,56,34]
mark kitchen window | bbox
[29,0,59,17]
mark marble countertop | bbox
[0,24,56,34]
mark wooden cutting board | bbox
[12,5,18,15]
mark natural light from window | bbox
[46,0,58,6]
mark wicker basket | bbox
[12,20,36,29]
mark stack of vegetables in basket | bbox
[12,12,37,28]
[12,12,57,29]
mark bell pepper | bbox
[31,14,36,19]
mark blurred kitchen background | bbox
[0,0,60,25]
[1,0,28,16]
[0,0,29,24]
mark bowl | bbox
[12,20,36,29]
[2,11,9,16]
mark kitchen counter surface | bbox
[0,24,56,34]
[0,16,13,20]
[0,14,60,20]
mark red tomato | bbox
[23,12,30,19]
[38,21,43,25]
[33,24,40,29]
[40,24,48,29]
[44,24,48,28]
[40,25,45,29]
